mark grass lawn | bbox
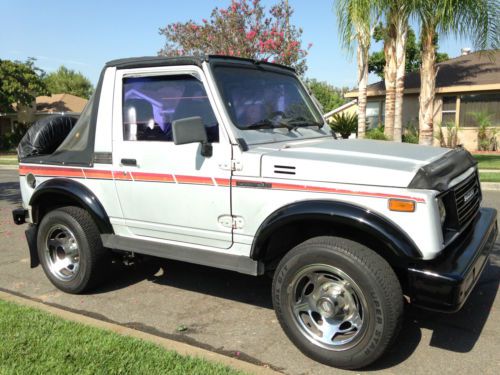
[0,299,244,375]
[473,154,500,170]
[0,154,18,165]
[479,172,500,183]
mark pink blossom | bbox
[246,30,257,40]
[307,42,313,49]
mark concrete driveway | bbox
[1,169,499,374]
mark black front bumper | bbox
[407,208,497,312]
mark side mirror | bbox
[172,116,212,157]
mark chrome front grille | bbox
[453,172,481,228]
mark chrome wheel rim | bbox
[44,224,80,281]
[287,264,368,351]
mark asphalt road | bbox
[0,169,499,374]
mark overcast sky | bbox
[0,0,474,87]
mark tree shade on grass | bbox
[0,299,245,375]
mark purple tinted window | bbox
[213,66,320,129]
[122,75,218,142]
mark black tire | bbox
[272,236,403,369]
[37,206,109,294]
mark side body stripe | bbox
[19,164,426,203]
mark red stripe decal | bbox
[235,180,426,203]
[18,164,424,203]
[214,178,231,186]
[19,165,84,178]
[83,169,113,179]
[112,170,133,181]
[175,175,213,185]
[132,172,174,183]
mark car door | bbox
[111,66,233,249]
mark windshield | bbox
[212,65,327,142]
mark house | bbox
[344,50,500,150]
[0,93,87,144]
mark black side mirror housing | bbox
[172,116,212,157]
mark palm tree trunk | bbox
[357,44,369,138]
[384,32,396,140]
[394,20,407,142]
[418,26,436,145]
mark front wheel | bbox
[37,206,109,294]
[272,236,403,369]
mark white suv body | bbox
[13,56,497,369]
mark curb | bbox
[0,290,280,375]
[481,182,500,191]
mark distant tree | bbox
[306,79,348,113]
[44,66,94,99]
[368,24,449,79]
[158,0,311,74]
[0,58,48,113]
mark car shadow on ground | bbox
[0,181,21,205]
[94,240,499,370]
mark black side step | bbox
[101,234,263,276]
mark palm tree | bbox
[336,0,379,138]
[378,1,412,141]
[414,0,499,145]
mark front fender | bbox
[250,200,422,261]
[29,178,113,234]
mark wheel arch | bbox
[29,178,113,234]
[250,200,422,270]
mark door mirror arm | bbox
[201,142,213,157]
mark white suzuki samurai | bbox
[13,56,498,369]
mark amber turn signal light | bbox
[388,199,416,212]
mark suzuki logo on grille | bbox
[463,188,476,203]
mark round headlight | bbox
[438,198,446,225]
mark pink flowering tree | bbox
[158,0,311,74]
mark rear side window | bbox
[122,75,218,142]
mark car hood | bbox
[258,138,452,188]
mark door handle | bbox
[120,158,137,166]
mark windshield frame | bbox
[207,59,331,145]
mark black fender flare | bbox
[250,200,422,262]
[29,178,113,234]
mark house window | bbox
[366,101,383,129]
[459,92,500,127]
[441,96,457,125]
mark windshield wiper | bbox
[281,117,325,131]
[246,120,288,130]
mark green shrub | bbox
[365,124,388,140]
[0,122,30,151]
[402,122,419,144]
[435,121,460,148]
[329,112,358,139]
[472,111,497,151]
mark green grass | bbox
[473,154,500,170]
[0,299,245,375]
[479,172,500,183]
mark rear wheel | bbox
[37,206,109,293]
[272,236,403,369]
